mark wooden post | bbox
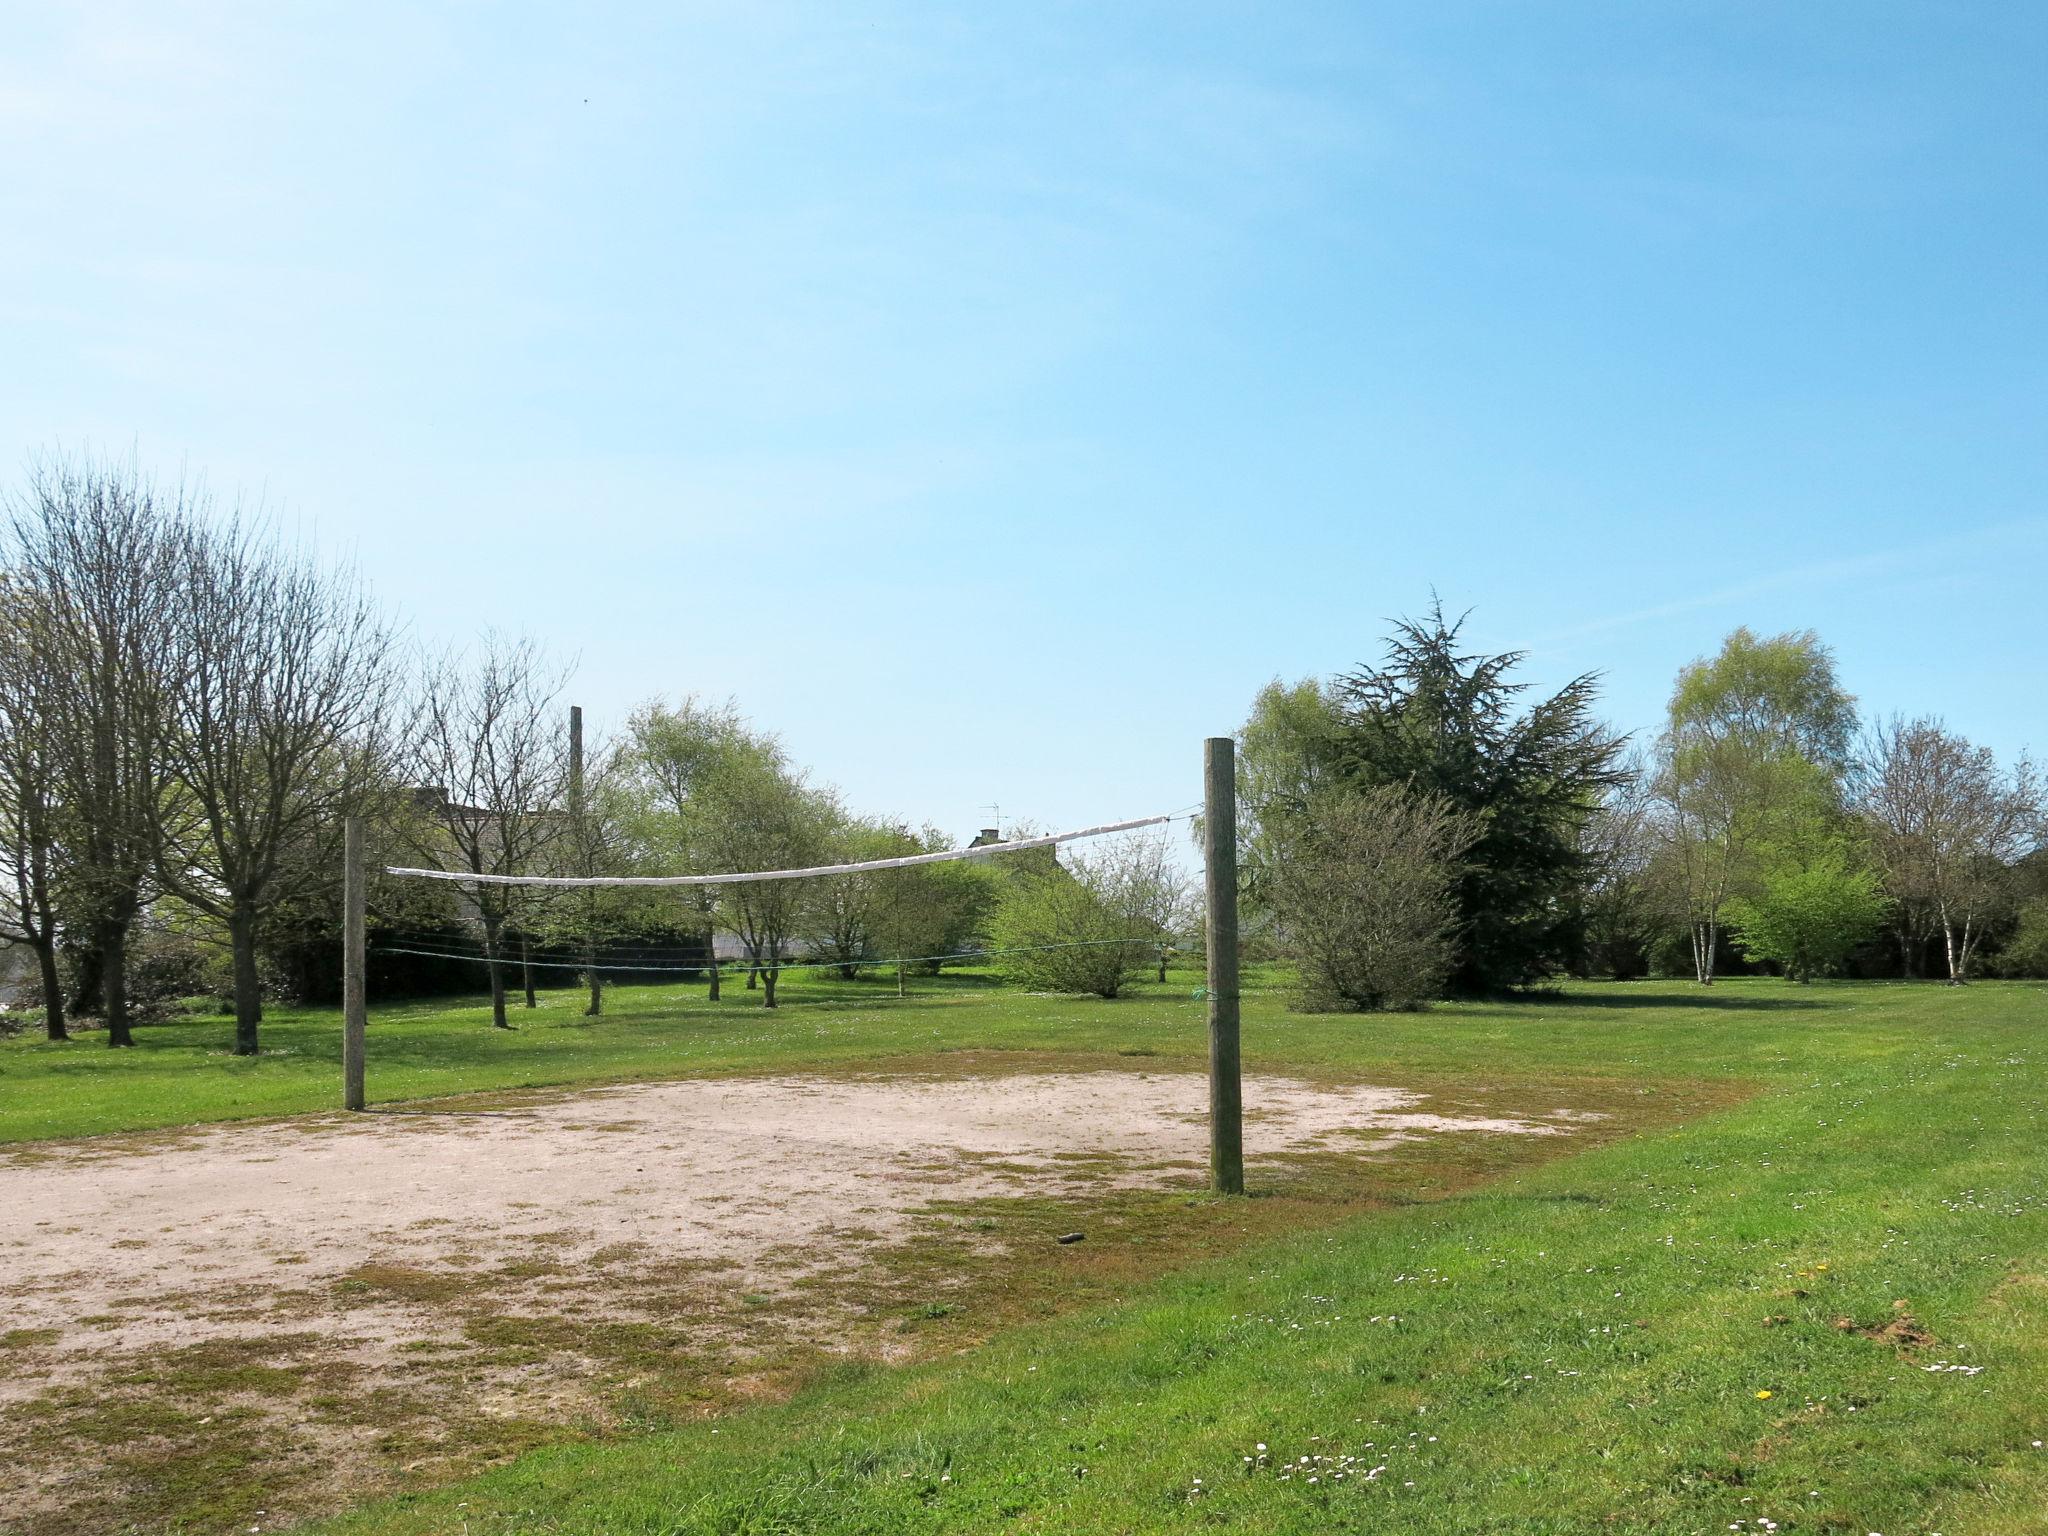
[343,815,366,1111]
[571,704,602,1017]
[1204,736,1244,1195]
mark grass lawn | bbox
[5,972,2047,1534]
[0,965,1227,1144]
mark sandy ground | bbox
[1,1070,1586,1369]
[0,1069,1598,1530]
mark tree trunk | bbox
[1942,919,1962,985]
[483,919,510,1028]
[584,952,602,1017]
[1157,949,1168,984]
[520,935,537,1008]
[762,966,778,1009]
[34,938,66,1041]
[707,957,721,1001]
[100,921,133,1048]
[896,961,906,998]
[229,902,262,1056]
[69,942,105,1019]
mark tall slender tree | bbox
[153,515,397,1053]
[406,635,572,1029]
[0,580,68,1038]
[1657,628,1858,984]
[4,456,188,1046]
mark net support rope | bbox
[383,812,1174,889]
[369,933,1176,976]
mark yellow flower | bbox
[1816,1263,1829,1271]
[1755,1390,1774,1400]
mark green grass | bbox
[0,965,1222,1143]
[7,973,2048,1534]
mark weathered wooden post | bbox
[343,815,366,1111]
[1205,736,1244,1195]
[571,704,603,1017]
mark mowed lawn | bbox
[6,974,2048,1534]
[1,966,1226,1143]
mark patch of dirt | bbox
[0,1069,1604,1534]
[1833,1300,1937,1351]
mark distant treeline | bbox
[1237,605,2045,1012]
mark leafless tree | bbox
[150,515,398,1054]
[0,580,68,1037]
[1579,749,1662,979]
[1263,785,1476,1012]
[406,635,572,1028]
[3,456,189,1046]
[527,717,653,1017]
[1858,716,2044,982]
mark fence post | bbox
[1204,736,1244,1195]
[343,815,366,1111]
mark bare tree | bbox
[1579,750,1662,980]
[407,636,572,1028]
[527,717,654,1016]
[0,581,67,1037]
[1263,785,1476,1012]
[1859,716,2044,982]
[3,456,188,1046]
[153,515,396,1054]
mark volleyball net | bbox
[339,737,1244,1196]
[361,811,1197,988]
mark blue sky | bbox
[5,3,2042,840]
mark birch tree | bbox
[1657,628,1857,984]
[1859,716,2043,982]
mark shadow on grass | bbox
[1490,989,1830,1013]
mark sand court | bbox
[2,1068,1597,1364]
[0,1067,1607,1527]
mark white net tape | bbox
[384,813,1172,888]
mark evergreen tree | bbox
[1332,601,1623,994]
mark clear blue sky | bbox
[5,3,2042,841]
